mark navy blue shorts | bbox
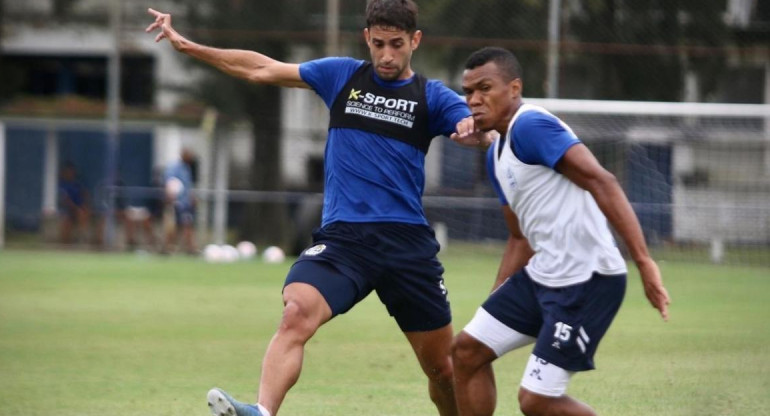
[175,203,195,226]
[482,269,626,371]
[284,222,450,332]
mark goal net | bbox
[425,99,770,266]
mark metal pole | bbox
[197,108,218,243]
[43,126,58,216]
[103,0,122,249]
[42,126,58,241]
[0,122,5,249]
[212,134,229,245]
[765,61,770,176]
[546,0,561,98]
[325,0,340,56]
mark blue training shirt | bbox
[486,107,580,206]
[300,57,470,226]
[164,160,194,209]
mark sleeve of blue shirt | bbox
[486,143,508,205]
[511,110,580,170]
[426,81,471,137]
[299,57,365,108]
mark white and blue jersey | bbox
[486,104,627,287]
[299,57,470,227]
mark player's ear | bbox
[410,30,422,51]
[510,78,523,99]
[363,27,371,45]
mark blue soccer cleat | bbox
[207,388,263,416]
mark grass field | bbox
[1,246,768,416]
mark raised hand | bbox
[450,116,497,149]
[145,8,184,48]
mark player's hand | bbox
[146,8,184,49]
[637,257,670,321]
[450,117,496,149]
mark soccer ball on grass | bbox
[236,241,258,259]
[262,246,285,264]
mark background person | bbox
[162,148,197,255]
[57,162,90,245]
[122,166,165,251]
[123,166,164,251]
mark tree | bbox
[419,0,550,97]
[565,0,728,100]
[419,0,728,101]
[53,0,79,20]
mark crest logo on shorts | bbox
[304,244,327,256]
[438,278,448,295]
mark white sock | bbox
[256,403,271,416]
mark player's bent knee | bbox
[414,344,454,384]
[427,357,454,383]
[451,331,494,368]
[450,332,473,360]
[278,300,323,340]
[518,388,552,416]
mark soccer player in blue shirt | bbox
[162,148,197,254]
[451,47,671,416]
[146,2,489,415]
[58,162,90,244]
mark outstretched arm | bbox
[558,143,670,321]
[146,8,308,89]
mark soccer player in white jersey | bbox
[449,47,671,416]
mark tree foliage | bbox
[566,0,728,100]
[419,0,728,100]
[419,0,550,96]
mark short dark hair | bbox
[366,0,418,34]
[465,47,522,82]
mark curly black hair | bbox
[465,47,523,82]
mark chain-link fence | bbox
[1,0,769,265]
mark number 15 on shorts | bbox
[554,321,591,354]
[554,322,572,341]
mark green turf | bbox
[0,247,768,415]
